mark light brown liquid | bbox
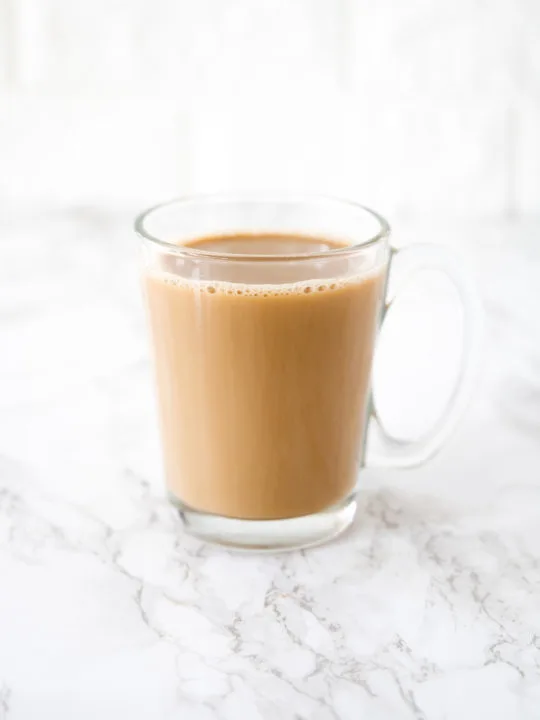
[144,234,386,520]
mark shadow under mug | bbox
[136,195,480,551]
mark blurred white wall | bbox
[0,0,538,217]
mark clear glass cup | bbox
[136,195,479,551]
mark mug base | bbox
[169,493,357,552]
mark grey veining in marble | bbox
[1,209,539,719]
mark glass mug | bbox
[136,195,479,551]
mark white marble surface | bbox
[1,208,540,719]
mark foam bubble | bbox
[157,272,381,297]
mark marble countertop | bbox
[1,208,539,720]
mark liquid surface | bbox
[185,233,350,255]
[145,233,386,520]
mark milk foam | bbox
[156,273,378,297]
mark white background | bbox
[0,0,538,217]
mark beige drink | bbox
[144,234,386,521]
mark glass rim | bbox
[134,193,391,262]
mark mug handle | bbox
[365,244,482,469]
